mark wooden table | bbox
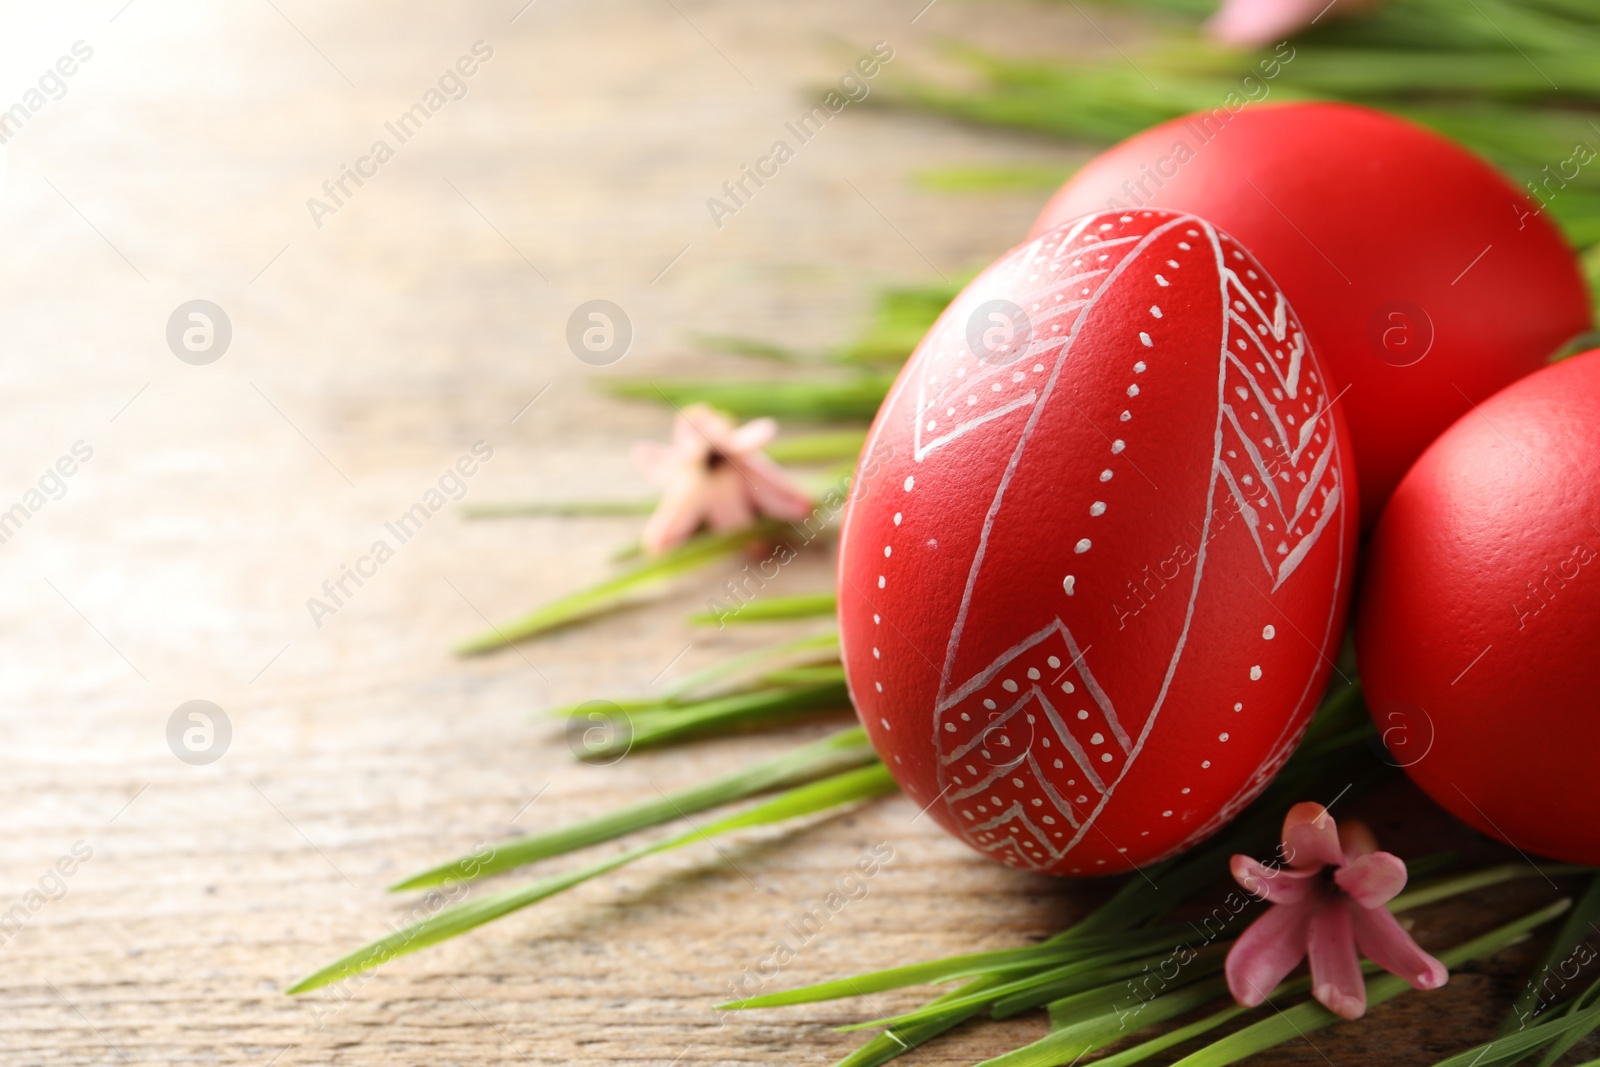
[0,2,1584,1063]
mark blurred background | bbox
[3,0,1597,1063]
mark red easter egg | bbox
[1032,102,1592,527]
[838,209,1358,875]
[1357,350,1600,866]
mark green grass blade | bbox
[688,332,804,363]
[761,664,848,687]
[1535,974,1600,1066]
[831,997,999,1067]
[913,165,1079,192]
[288,840,661,994]
[591,681,853,757]
[290,763,898,995]
[1438,994,1600,1067]
[974,976,1232,1067]
[835,933,1224,1031]
[721,924,1199,1010]
[1502,873,1600,1034]
[604,377,895,421]
[1554,330,1600,362]
[1391,864,1593,913]
[830,282,964,367]
[658,630,839,702]
[690,591,838,626]
[1016,946,1228,1023]
[453,523,782,654]
[766,430,868,465]
[391,727,879,890]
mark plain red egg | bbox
[1357,350,1600,866]
[1032,102,1592,527]
[837,209,1358,875]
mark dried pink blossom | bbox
[632,404,814,556]
[1207,0,1380,48]
[1226,801,1447,1019]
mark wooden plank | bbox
[0,2,1588,1064]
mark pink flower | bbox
[1226,802,1447,1019]
[1207,0,1380,48]
[632,404,814,556]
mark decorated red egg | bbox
[1032,102,1592,526]
[838,209,1358,875]
[1357,350,1600,867]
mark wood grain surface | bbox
[0,2,1588,1064]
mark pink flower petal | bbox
[1230,855,1321,905]
[727,416,779,453]
[1283,802,1344,870]
[1334,851,1408,910]
[675,404,728,454]
[1339,819,1379,861]
[1206,0,1324,47]
[632,441,677,486]
[1308,900,1367,1020]
[1351,904,1448,991]
[703,468,757,533]
[1226,898,1315,1007]
[636,405,813,554]
[641,477,710,555]
[735,454,816,521]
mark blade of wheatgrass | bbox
[1390,863,1594,912]
[830,282,964,367]
[833,990,1028,1067]
[392,726,879,890]
[1002,944,1229,1022]
[858,848,1561,1037]
[289,763,899,994]
[586,681,853,758]
[1435,993,1600,1067]
[687,332,804,363]
[913,165,1079,192]
[1501,873,1600,1034]
[1553,330,1600,362]
[766,429,868,465]
[659,630,839,702]
[453,522,783,654]
[542,633,841,719]
[460,499,655,518]
[1535,973,1600,1067]
[1042,955,1229,1031]
[762,664,848,687]
[689,591,838,626]
[603,376,895,421]
[972,976,1234,1067]
[1166,898,1574,1067]
[720,924,1200,1010]
[1043,971,1342,1067]
[834,932,1226,1031]
[902,857,1574,1036]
